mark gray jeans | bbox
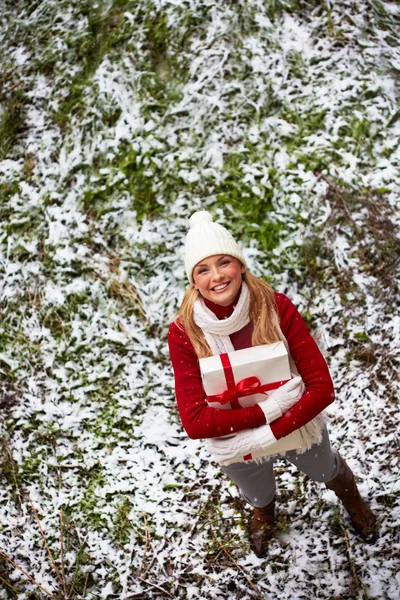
[221,427,340,507]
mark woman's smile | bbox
[211,281,230,292]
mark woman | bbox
[168,210,377,556]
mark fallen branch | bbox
[0,551,58,600]
[196,515,243,533]
[60,507,68,599]
[140,555,156,580]
[0,80,23,98]
[343,526,361,588]
[69,570,89,599]
[188,486,215,536]
[141,538,167,580]
[137,576,174,598]
[137,515,151,577]
[28,497,64,588]
[83,572,90,596]
[3,441,23,507]
[0,572,18,593]
[48,463,82,470]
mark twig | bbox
[315,171,343,195]
[140,555,156,580]
[206,547,225,566]
[83,572,90,596]
[60,507,68,598]
[0,572,18,593]
[69,579,76,598]
[48,463,82,470]
[0,551,58,600]
[316,171,359,229]
[0,80,23,98]
[67,522,91,598]
[28,497,64,587]
[137,515,151,577]
[137,576,174,598]
[196,515,243,532]
[210,525,264,600]
[67,519,82,545]
[343,527,360,587]
[339,195,358,228]
[69,569,89,599]
[118,321,131,338]
[51,440,63,491]
[4,442,22,507]
[188,487,215,536]
[141,536,168,580]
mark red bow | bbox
[206,353,289,410]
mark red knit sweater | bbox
[168,292,335,440]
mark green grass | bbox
[0,0,399,597]
[0,91,29,161]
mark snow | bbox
[0,0,399,598]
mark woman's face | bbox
[192,254,245,307]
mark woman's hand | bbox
[258,375,305,424]
[208,423,277,466]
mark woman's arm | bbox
[269,293,335,440]
[168,321,266,439]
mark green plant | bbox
[0,91,28,160]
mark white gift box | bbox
[200,342,303,456]
[200,342,290,410]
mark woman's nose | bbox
[211,267,223,280]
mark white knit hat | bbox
[184,210,246,283]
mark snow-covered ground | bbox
[0,1,399,598]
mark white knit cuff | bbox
[258,397,282,424]
[258,424,278,448]
[239,425,278,463]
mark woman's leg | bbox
[221,459,276,557]
[221,429,338,507]
[284,427,377,540]
[221,458,276,507]
[284,427,340,482]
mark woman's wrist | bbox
[258,397,282,424]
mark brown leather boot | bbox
[326,455,377,541]
[248,497,275,557]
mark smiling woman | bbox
[168,210,377,557]
[192,255,245,306]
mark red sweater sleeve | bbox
[270,293,335,440]
[168,321,266,439]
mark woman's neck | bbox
[202,287,241,320]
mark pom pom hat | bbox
[185,210,246,283]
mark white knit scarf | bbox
[193,281,251,354]
[193,282,327,454]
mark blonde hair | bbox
[176,270,282,358]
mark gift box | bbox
[200,342,291,410]
[200,342,304,456]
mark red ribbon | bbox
[206,352,290,410]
